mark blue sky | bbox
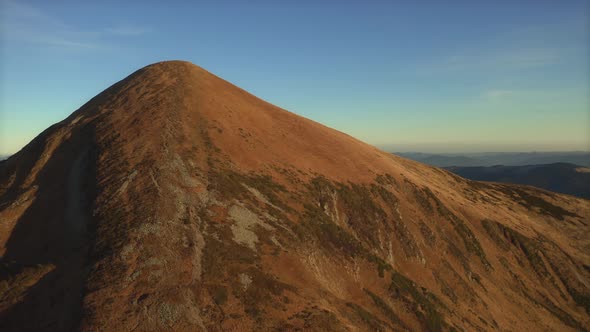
[1,1,589,155]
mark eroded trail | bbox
[57,148,93,331]
[66,149,91,247]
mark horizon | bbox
[1,1,589,155]
[3,144,589,160]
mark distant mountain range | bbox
[395,152,590,199]
[395,151,590,167]
[445,163,590,199]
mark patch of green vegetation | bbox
[409,185,434,214]
[303,177,384,254]
[388,271,446,332]
[498,257,510,269]
[271,166,305,187]
[432,272,458,304]
[522,291,585,330]
[335,182,387,244]
[518,242,547,278]
[476,315,493,328]
[481,219,510,251]
[407,182,490,269]
[392,217,422,260]
[207,170,246,197]
[208,169,291,211]
[238,268,297,321]
[346,302,389,331]
[297,202,376,261]
[307,175,335,210]
[296,190,395,279]
[286,307,345,331]
[308,178,389,237]
[412,184,491,269]
[469,272,486,290]
[569,288,590,315]
[375,173,397,186]
[201,229,257,280]
[209,284,228,305]
[419,221,436,247]
[243,174,292,211]
[370,183,399,206]
[413,185,454,219]
[547,260,590,315]
[449,325,465,332]
[481,219,550,278]
[367,255,393,278]
[201,124,221,154]
[494,186,579,220]
[440,261,477,303]
[364,288,407,328]
[446,241,470,273]
[449,217,491,270]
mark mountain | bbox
[395,151,590,167]
[1,61,589,331]
[446,163,590,199]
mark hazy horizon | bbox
[2,140,589,159]
[1,1,589,155]
[378,143,590,154]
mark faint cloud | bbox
[1,0,100,49]
[417,21,576,75]
[489,48,559,68]
[430,48,559,74]
[1,0,150,50]
[105,25,150,36]
[481,87,582,101]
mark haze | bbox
[1,0,589,155]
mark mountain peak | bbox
[1,63,589,331]
[136,60,204,74]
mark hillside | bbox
[1,61,589,331]
[446,163,590,199]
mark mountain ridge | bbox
[1,61,589,331]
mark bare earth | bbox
[0,61,589,331]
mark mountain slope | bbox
[1,61,589,331]
[446,163,590,199]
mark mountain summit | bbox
[1,61,589,331]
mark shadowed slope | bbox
[1,61,589,331]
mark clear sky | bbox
[1,1,589,155]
